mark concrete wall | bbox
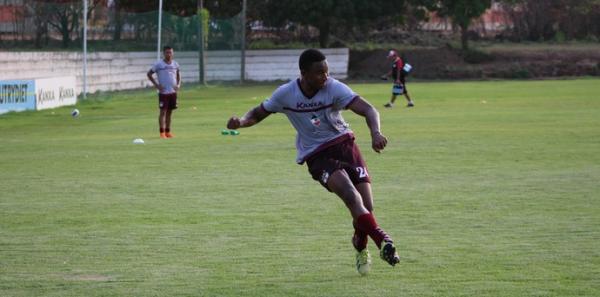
[0,48,349,94]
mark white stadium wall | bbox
[0,48,349,94]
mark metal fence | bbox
[0,0,245,94]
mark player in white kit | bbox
[227,49,400,275]
[147,46,181,138]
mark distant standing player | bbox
[382,50,414,108]
[147,45,181,138]
[227,49,400,275]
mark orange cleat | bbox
[160,132,168,139]
[165,132,174,138]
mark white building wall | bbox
[0,48,349,94]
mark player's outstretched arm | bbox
[227,105,271,129]
[348,97,388,153]
[381,70,391,80]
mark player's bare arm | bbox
[348,97,388,153]
[380,70,391,80]
[227,105,271,129]
[146,70,162,91]
[175,69,181,91]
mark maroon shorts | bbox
[306,137,371,191]
[158,93,178,110]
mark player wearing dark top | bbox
[382,50,414,108]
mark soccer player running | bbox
[382,50,414,108]
[227,49,400,275]
[147,45,181,138]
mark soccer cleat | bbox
[406,102,414,107]
[356,249,372,276]
[160,132,168,139]
[165,132,174,138]
[380,241,400,266]
[384,103,393,108]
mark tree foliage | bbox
[254,0,406,48]
[500,0,600,41]
[118,0,242,17]
[30,0,101,48]
[430,0,491,50]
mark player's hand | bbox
[371,132,388,153]
[227,116,242,129]
[157,84,164,92]
[174,84,180,91]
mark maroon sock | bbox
[160,128,165,133]
[356,212,392,249]
[165,128,170,133]
[352,221,368,251]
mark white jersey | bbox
[262,77,358,164]
[150,59,180,94]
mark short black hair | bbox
[163,45,173,51]
[299,49,326,71]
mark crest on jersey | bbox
[310,114,321,126]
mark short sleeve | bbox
[330,79,358,110]
[150,61,159,73]
[261,85,286,113]
[396,59,403,69]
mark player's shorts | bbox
[306,136,371,191]
[158,93,178,110]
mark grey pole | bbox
[240,0,246,83]
[83,0,87,99]
[197,0,205,84]
[157,0,163,60]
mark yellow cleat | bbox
[356,249,372,276]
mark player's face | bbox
[163,49,174,61]
[303,60,329,90]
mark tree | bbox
[500,0,600,42]
[34,0,100,48]
[17,1,48,48]
[119,0,242,17]
[47,1,81,48]
[432,0,491,50]
[255,0,407,48]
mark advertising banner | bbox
[0,79,36,114]
[0,77,77,114]
[34,76,77,110]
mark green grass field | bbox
[1,79,599,296]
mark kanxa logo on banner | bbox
[37,88,56,104]
[34,77,77,111]
[59,87,75,100]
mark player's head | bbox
[163,45,174,61]
[387,49,398,60]
[299,49,329,90]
